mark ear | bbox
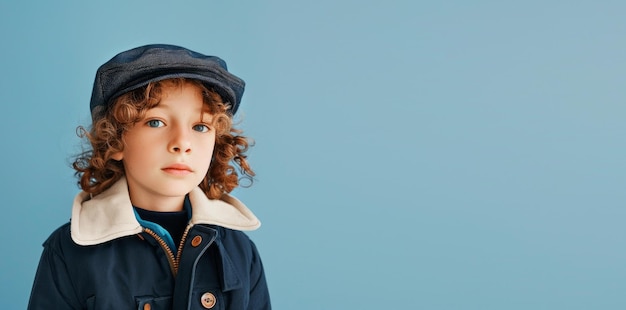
[111,152,124,161]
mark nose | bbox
[168,125,192,153]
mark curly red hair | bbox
[73,78,254,199]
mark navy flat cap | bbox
[89,44,245,116]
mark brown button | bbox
[191,235,203,247]
[200,292,216,308]
[143,303,151,310]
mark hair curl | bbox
[73,78,254,199]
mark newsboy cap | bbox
[90,44,245,116]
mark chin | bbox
[157,183,197,197]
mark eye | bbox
[146,119,164,128]
[193,124,211,133]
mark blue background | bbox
[1,1,625,309]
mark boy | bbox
[28,44,271,309]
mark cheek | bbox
[204,134,217,155]
[196,137,216,162]
[126,129,162,149]
[204,144,216,162]
[121,136,159,164]
[207,140,215,163]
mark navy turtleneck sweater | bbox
[133,196,191,249]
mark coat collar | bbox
[70,177,260,246]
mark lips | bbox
[162,163,193,175]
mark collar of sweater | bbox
[70,177,260,246]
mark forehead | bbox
[150,82,213,114]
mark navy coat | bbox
[28,178,271,309]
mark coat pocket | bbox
[135,295,173,310]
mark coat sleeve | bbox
[28,230,83,310]
[248,240,271,310]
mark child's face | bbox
[112,82,216,210]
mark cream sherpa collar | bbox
[70,177,260,246]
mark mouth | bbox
[162,163,193,175]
